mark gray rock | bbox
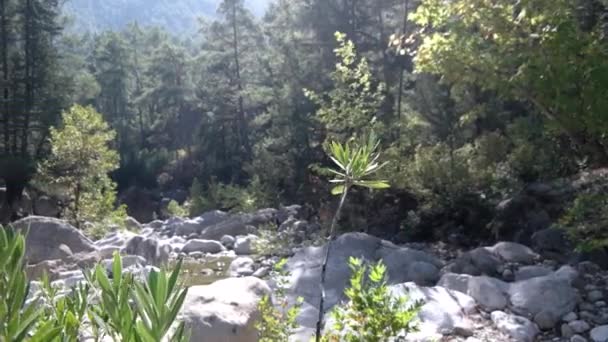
[467,276,508,311]
[33,195,60,217]
[438,273,472,294]
[569,320,591,333]
[124,217,142,231]
[176,277,271,342]
[220,235,236,249]
[199,209,276,241]
[491,310,539,342]
[403,261,440,286]
[13,216,97,264]
[229,257,255,277]
[509,275,578,328]
[535,310,559,330]
[563,312,578,322]
[445,247,502,276]
[589,290,604,302]
[391,283,476,340]
[252,267,270,278]
[562,323,575,338]
[591,325,608,342]
[515,265,553,281]
[181,239,225,254]
[571,335,588,342]
[124,236,170,265]
[532,227,570,254]
[489,242,539,264]
[235,235,258,255]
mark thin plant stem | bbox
[315,185,350,342]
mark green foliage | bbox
[1,228,189,342]
[323,257,420,342]
[411,0,608,162]
[37,105,125,233]
[305,32,386,141]
[0,227,61,342]
[560,193,608,251]
[326,134,390,196]
[167,200,188,218]
[256,259,302,342]
[188,178,268,214]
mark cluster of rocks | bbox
[12,201,608,342]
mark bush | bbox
[322,257,420,342]
[188,177,268,214]
[256,259,302,342]
[167,200,188,218]
[559,192,608,251]
[1,226,189,341]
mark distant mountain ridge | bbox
[62,0,270,34]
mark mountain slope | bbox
[63,0,270,34]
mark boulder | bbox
[181,239,225,254]
[199,209,277,241]
[514,265,553,281]
[438,273,472,294]
[489,242,539,264]
[177,277,270,342]
[285,232,448,340]
[124,217,142,231]
[229,257,255,277]
[235,235,258,255]
[220,235,236,249]
[467,276,508,311]
[171,210,229,237]
[124,236,170,265]
[12,216,97,264]
[591,325,608,342]
[508,275,578,329]
[444,247,503,276]
[33,195,60,217]
[491,311,539,342]
[390,283,476,340]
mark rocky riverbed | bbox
[12,205,608,342]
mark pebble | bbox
[569,320,591,333]
[589,291,605,302]
[590,325,608,342]
[562,323,574,338]
[564,312,579,322]
[571,335,588,342]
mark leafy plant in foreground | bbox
[322,257,420,342]
[315,134,389,341]
[256,259,302,342]
[0,227,61,341]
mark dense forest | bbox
[0,0,607,244]
[2,0,608,341]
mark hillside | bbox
[62,0,270,34]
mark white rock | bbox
[181,239,225,254]
[176,277,270,342]
[235,235,258,255]
[491,310,539,342]
[590,325,608,342]
[229,257,255,277]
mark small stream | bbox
[172,255,234,286]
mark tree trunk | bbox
[1,0,9,154]
[231,3,251,159]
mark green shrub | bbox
[167,200,188,218]
[0,227,62,341]
[322,257,420,342]
[560,193,608,251]
[256,259,302,342]
[1,227,189,342]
